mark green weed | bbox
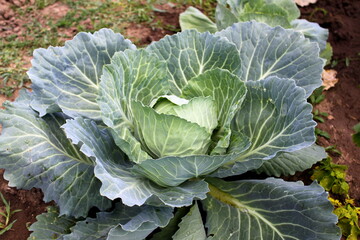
[35,0,57,9]
[313,109,329,123]
[331,198,360,240]
[325,145,342,156]
[331,54,360,68]
[311,157,349,195]
[352,123,360,147]
[312,157,360,240]
[308,86,331,140]
[0,192,22,235]
[315,128,331,139]
[309,86,326,105]
[309,7,328,21]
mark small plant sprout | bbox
[0,192,21,235]
[352,123,360,147]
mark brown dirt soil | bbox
[0,0,359,239]
[0,170,50,240]
[125,3,186,45]
[300,0,360,202]
[0,0,72,40]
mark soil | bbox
[0,170,49,240]
[126,3,187,45]
[0,0,70,39]
[0,0,359,239]
[300,0,360,202]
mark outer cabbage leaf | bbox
[64,204,173,240]
[219,0,300,19]
[266,0,300,20]
[150,207,189,240]
[182,68,247,154]
[0,92,111,217]
[29,204,173,240]
[216,21,324,97]
[291,19,329,52]
[95,156,209,208]
[213,77,316,178]
[98,49,169,163]
[146,30,240,95]
[216,0,300,29]
[28,29,135,120]
[179,7,217,33]
[215,4,239,30]
[29,207,76,240]
[320,43,333,65]
[172,203,206,240]
[209,158,265,178]
[204,177,341,240]
[131,101,212,158]
[257,144,327,177]
[239,1,292,27]
[217,0,245,12]
[62,117,209,207]
[234,77,316,159]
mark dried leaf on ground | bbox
[322,69,339,90]
[294,0,318,7]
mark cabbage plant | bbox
[0,21,341,239]
[180,0,330,54]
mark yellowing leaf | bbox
[322,69,339,90]
[345,199,356,205]
[329,197,342,207]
